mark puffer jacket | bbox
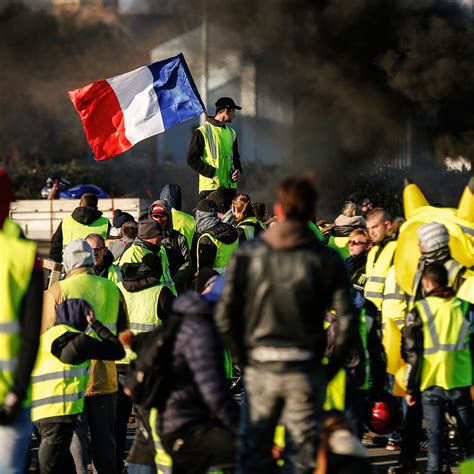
[214,219,357,373]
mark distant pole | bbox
[200,0,208,125]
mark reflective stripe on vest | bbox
[197,122,236,192]
[31,324,90,421]
[364,241,397,310]
[0,231,36,406]
[149,408,173,473]
[417,297,471,391]
[197,233,239,274]
[61,214,109,249]
[238,216,265,241]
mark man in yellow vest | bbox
[111,215,176,472]
[403,263,474,474]
[187,97,243,209]
[195,199,239,275]
[364,207,397,314]
[42,239,128,474]
[49,193,110,263]
[0,168,43,474]
[33,298,124,473]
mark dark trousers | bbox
[161,421,236,474]
[116,380,133,472]
[422,386,474,474]
[73,393,118,474]
[399,400,423,467]
[36,420,76,474]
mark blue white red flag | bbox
[68,53,205,161]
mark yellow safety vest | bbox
[3,218,22,238]
[111,244,176,363]
[458,276,474,304]
[59,273,120,335]
[197,122,237,192]
[149,408,173,474]
[328,235,350,260]
[197,233,239,274]
[0,231,36,406]
[417,296,471,392]
[31,324,91,422]
[171,209,195,249]
[237,216,265,240]
[364,241,397,310]
[61,214,109,250]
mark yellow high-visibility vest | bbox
[171,209,195,249]
[417,296,471,392]
[197,122,236,193]
[31,324,91,422]
[237,216,265,240]
[61,214,109,250]
[0,231,36,406]
[364,241,397,310]
[197,233,239,274]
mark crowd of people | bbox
[0,94,473,474]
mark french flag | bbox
[68,53,205,161]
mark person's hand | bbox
[86,310,96,326]
[231,169,241,182]
[0,392,20,425]
[119,330,134,348]
[405,393,417,407]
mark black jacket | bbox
[152,291,239,437]
[214,220,357,373]
[187,117,242,179]
[49,207,111,263]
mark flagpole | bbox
[200,0,208,125]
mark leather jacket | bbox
[214,220,357,373]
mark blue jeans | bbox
[422,386,474,473]
[0,408,32,474]
[237,365,326,474]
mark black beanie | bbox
[196,199,217,213]
[138,216,163,239]
[113,209,135,228]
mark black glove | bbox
[0,392,21,425]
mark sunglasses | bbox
[349,240,368,246]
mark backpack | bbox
[125,314,183,410]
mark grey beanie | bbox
[63,239,94,274]
[417,222,450,252]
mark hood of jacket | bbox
[159,184,182,211]
[263,219,316,250]
[195,209,221,234]
[72,206,104,225]
[149,199,173,236]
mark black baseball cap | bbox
[215,97,242,111]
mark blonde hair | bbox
[348,228,372,248]
[232,193,253,223]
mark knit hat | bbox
[138,215,163,239]
[196,199,217,214]
[113,209,135,229]
[150,202,167,216]
[206,189,227,213]
[63,239,94,274]
[417,222,450,252]
[55,298,92,332]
